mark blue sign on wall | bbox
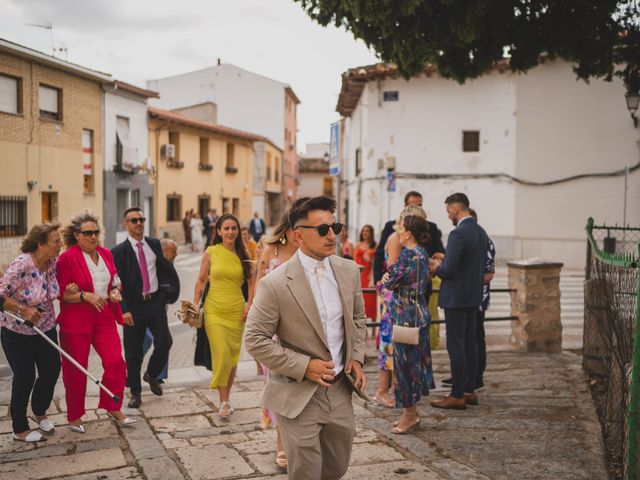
[387,171,396,192]
[329,122,340,176]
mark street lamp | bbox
[626,93,639,128]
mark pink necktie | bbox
[137,242,151,295]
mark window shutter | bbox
[39,85,59,113]
[0,75,18,114]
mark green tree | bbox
[294,0,640,92]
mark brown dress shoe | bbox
[128,393,142,409]
[143,372,163,396]
[464,392,478,405]
[430,395,467,410]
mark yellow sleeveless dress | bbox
[203,244,245,388]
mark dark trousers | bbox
[444,307,478,399]
[476,310,486,387]
[123,295,172,394]
[1,327,61,433]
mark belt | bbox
[141,291,161,301]
[326,371,345,385]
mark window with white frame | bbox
[0,74,20,114]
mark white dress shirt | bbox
[127,236,158,293]
[83,252,111,298]
[297,249,345,375]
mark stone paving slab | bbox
[55,466,142,480]
[174,444,255,479]
[343,461,446,480]
[0,447,127,479]
[209,407,263,427]
[141,390,212,418]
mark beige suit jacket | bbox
[244,253,367,419]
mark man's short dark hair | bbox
[404,191,423,206]
[445,193,470,208]
[292,196,336,226]
[123,206,143,218]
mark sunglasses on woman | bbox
[295,223,343,237]
[79,230,100,237]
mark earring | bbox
[279,236,287,245]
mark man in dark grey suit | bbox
[429,193,488,410]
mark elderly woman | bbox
[56,212,134,433]
[0,223,62,442]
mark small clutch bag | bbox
[177,300,203,328]
[391,323,420,345]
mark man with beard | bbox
[429,193,488,410]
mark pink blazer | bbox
[56,244,124,334]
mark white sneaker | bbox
[38,418,55,434]
[13,431,45,442]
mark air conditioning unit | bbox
[162,144,176,159]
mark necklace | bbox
[32,252,45,272]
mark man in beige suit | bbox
[245,196,367,480]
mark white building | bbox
[146,62,300,214]
[337,60,640,268]
[103,81,158,247]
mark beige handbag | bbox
[177,300,203,328]
[391,257,422,346]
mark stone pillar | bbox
[507,259,564,353]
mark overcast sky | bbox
[0,0,379,148]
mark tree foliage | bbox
[294,0,640,92]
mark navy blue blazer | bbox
[436,217,488,309]
[111,237,180,314]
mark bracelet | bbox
[79,291,85,302]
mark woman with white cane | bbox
[0,223,62,442]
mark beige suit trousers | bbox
[277,377,355,480]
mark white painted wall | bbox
[514,61,640,267]
[341,60,640,268]
[147,64,286,149]
[104,90,150,170]
[344,70,518,249]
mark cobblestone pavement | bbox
[0,348,608,480]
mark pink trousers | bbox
[59,309,126,422]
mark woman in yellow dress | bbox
[193,214,255,418]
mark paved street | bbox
[0,347,607,480]
[0,246,604,479]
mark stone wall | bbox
[508,259,564,352]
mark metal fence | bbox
[0,196,27,238]
[584,217,640,480]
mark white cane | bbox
[1,307,121,403]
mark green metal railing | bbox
[585,217,640,480]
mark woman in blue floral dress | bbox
[382,214,434,434]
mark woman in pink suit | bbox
[56,212,134,433]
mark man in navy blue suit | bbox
[429,193,488,410]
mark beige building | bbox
[253,140,284,226]
[0,38,110,267]
[149,107,261,241]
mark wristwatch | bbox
[80,291,86,302]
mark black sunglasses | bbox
[129,217,146,224]
[295,223,343,237]
[79,230,100,237]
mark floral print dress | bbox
[383,245,434,408]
